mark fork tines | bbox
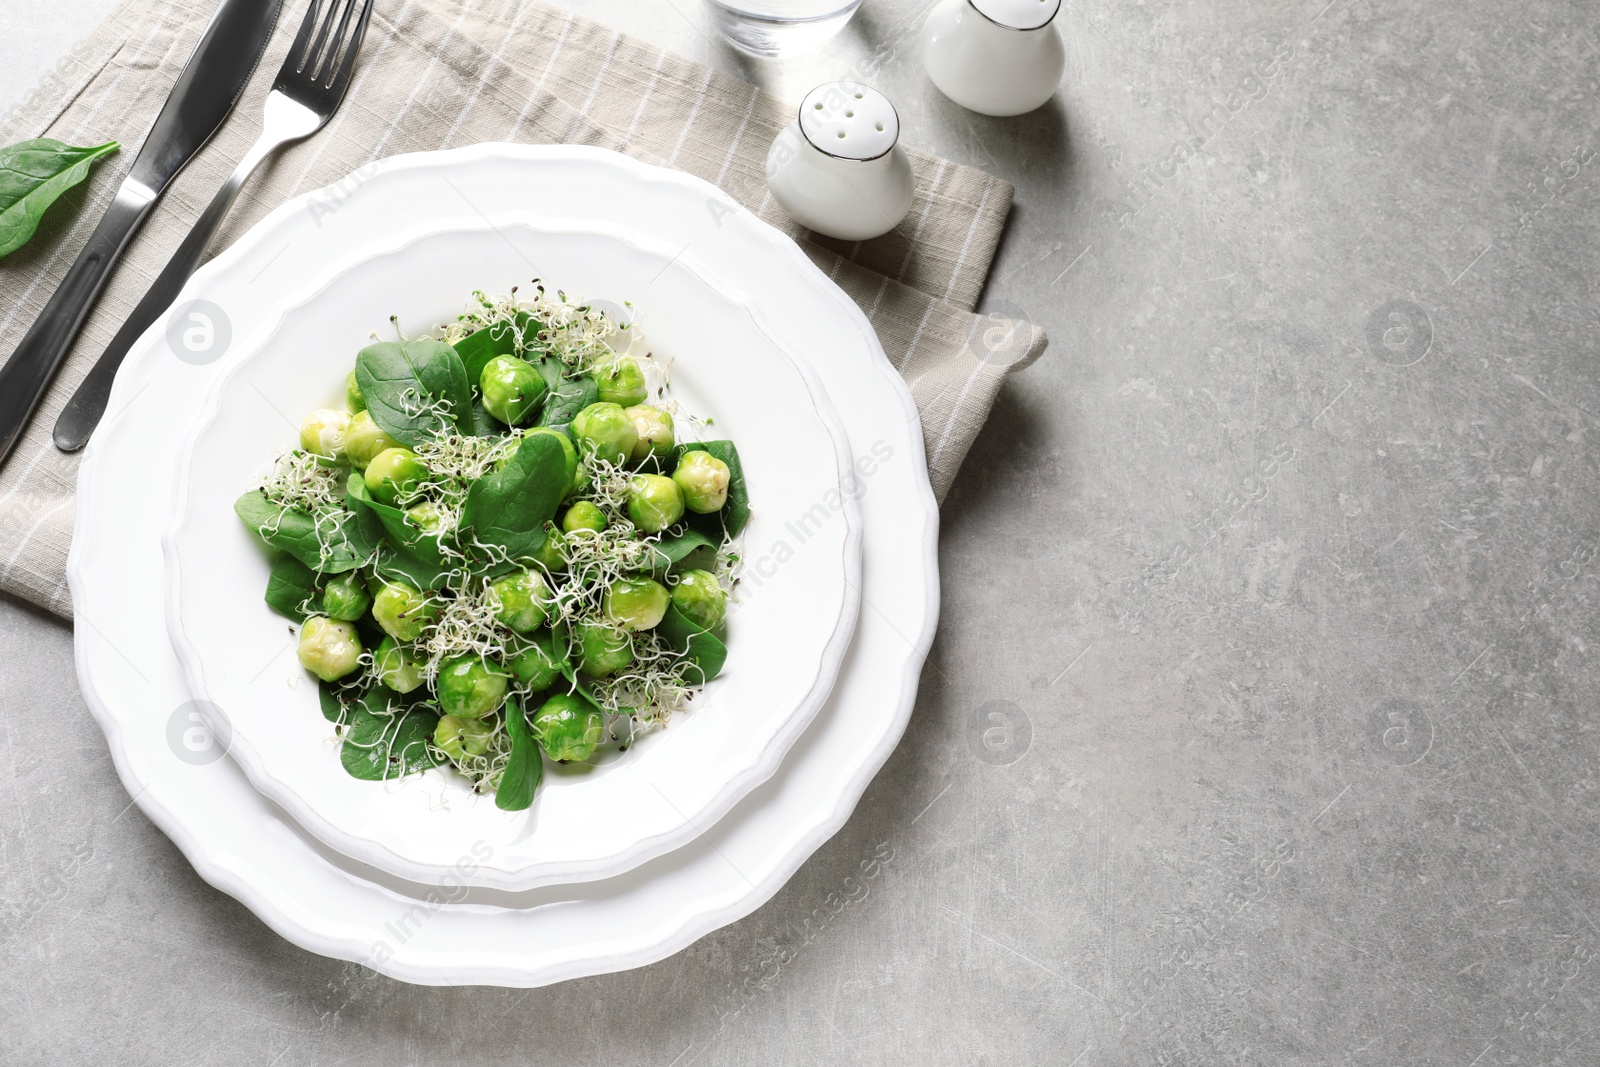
[278,0,375,95]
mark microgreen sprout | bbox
[441,284,628,376]
[258,449,344,513]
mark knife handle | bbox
[54,125,285,454]
[0,181,157,468]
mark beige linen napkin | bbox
[0,0,1047,618]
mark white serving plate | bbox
[164,216,861,891]
[69,145,938,986]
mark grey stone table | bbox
[4,0,1598,1063]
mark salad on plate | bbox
[233,284,749,812]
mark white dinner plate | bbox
[164,215,861,890]
[69,144,938,986]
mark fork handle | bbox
[53,127,289,453]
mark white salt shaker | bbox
[923,0,1065,117]
[765,81,915,242]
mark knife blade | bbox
[0,0,283,470]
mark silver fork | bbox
[54,0,377,452]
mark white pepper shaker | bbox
[765,81,915,242]
[923,0,1066,117]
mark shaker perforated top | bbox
[969,0,1061,31]
[798,81,900,161]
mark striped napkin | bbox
[0,0,1047,619]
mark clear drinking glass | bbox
[705,0,866,57]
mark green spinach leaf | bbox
[512,311,552,358]
[371,547,451,591]
[678,440,750,536]
[558,663,611,712]
[318,681,347,723]
[460,432,567,562]
[647,529,717,574]
[494,698,542,811]
[467,397,505,437]
[532,358,598,429]
[346,471,444,563]
[235,490,375,574]
[0,138,119,258]
[452,320,518,387]
[340,689,442,780]
[655,603,728,684]
[354,338,472,447]
[264,554,320,621]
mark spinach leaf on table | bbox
[460,432,568,562]
[340,688,442,781]
[678,440,750,537]
[655,603,728,684]
[235,490,375,574]
[494,698,542,811]
[0,138,119,258]
[264,554,320,621]
[354,338,472,447]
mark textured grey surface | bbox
[4,0,1600,1063]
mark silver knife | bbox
[55,0,376,455]
[0,0,283,469]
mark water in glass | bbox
[705,0,865,57]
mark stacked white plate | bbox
[164,213,865,890]
[69,145,938,986]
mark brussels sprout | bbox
[606,576,670,631]
[627,473,684,533]
[671,569,727,631]
[506,633,566,690]
[525,427,578,492]
[673,450,730,514]
[321,572,371,622]
[435,714,493,761]
[577,620,634,677]
[297,616,362,682]
[372,580,436,641]
[625,404,675,465]
[595,357,648,407]
[299,408,349,462]
[571,402,638,466]
[489,569,549,633]
[365,447,428,505]
[562,501,607,534]
[533,525,567,573]
[436,656,509,720]
[479,354,549,426]
[373,636,425,693]
[533,692,606,762]
[344,410,400,468]
[406,500,448,534]
[345,370,366,413]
